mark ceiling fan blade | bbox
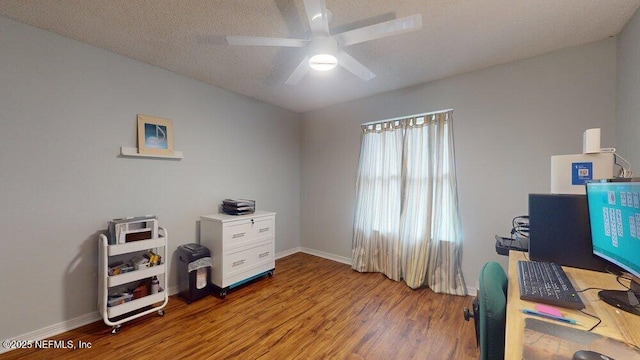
[303,0,330,36]
[334,14,422,47]
[285,56,311,85]
[336,50,376,81]
[226,36,308,47]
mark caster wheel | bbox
[219,290,227,299]
[111,325,121,334]
[267,270,274,277]
[463,307,472,321]
[158,309,165,316]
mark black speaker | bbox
[528,193,610,272]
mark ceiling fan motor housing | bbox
[309,36,338,70]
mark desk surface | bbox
[505,250,640,359]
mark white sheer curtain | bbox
[352,110,466,295]
[351,120,404,280]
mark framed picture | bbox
[137,114,174,156]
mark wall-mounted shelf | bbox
[120,147,183,159]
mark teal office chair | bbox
[464,261,508,360]
[479,262,508,360]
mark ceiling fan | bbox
[226,0,422,85]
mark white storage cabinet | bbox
[98,227,168,333]
[200,211,275,298]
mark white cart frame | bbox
[98,227,168,333]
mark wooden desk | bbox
[505,250,640,359]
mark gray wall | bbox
[617,8,640,169]
[0,16,300,341]
[300,38,617,291]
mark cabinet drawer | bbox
[223,216,274,249]
[224,241,274,276]
[253,217,274,238]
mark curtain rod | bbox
[361,108,453,126]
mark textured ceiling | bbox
[0,0,639,113]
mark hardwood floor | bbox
[2,253,478,359]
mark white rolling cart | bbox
[98,227,168,333]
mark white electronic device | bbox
[551,153,614,194]
[583,128,601,154]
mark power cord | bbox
[601,148,634,177]
[576,287,606,293]
[599,148,634,177]
[571,286,603,331]
[617,275,633,290]
[579,309,602,331]
[511,215,530,238]
[575,278,640,329]
[615,154,634,177]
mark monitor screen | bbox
[585,179,640,278]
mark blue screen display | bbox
[586,180,640,278]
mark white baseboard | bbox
[275,246,301,260]
[277,246,352,265]
[0,312,101,354]
[0,247,353,354]
[167,285,180,297]
[299,247,352,265]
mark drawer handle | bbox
[259,252,270,258]
[259,227,270,233]
[232,259,245,267]
[232,232,246,239]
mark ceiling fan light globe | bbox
[309,54,338,71]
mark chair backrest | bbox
[478,261,508,360]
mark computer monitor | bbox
[585,178,640,316]
[528,194,610,272]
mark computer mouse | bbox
[572,350,615,360]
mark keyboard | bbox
[517,260,585,310]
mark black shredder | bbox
[177,243,212,303]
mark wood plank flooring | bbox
[2,253,478,359]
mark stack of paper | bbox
[222,199,255,215]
